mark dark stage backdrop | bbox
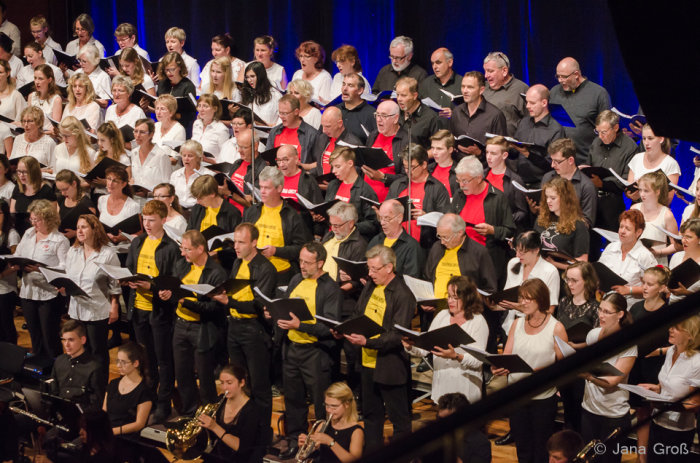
[9,0,699,219]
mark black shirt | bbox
[319,424,363,463]
[418,72,462,130]
[399,103,440,149]
[106,377,154,428]
[212,398,265,463]
[587,131,639,194]
[336,101,376,145]
[512,114,565,185]
[372,62,428,94]
[50,350,103,408]
[449,98,507,145]
[535,219,590,259]
[12,183,57,235]
[156,77,197,137]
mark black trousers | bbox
[173,318,217,415]
[509,394,557,463]
[282,342,330,438]
[560,378,585,432]
[580,408,631,463]
[360,367,410,451]
[22,297,62,358]
[80,318,110,388]
[132,308,175,410]
[648,421,695,463]
[227,317,272,424]
[0,292,17,343]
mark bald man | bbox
[362,100,409,202]
[482,51,529,136]
[512,84,566,188]
[315,106,361,178]
[549,57,610,163]
[419,47,463,128]
[226,129,266,211]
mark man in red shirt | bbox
[316,106,361,182]
[428,129,460,198]
[265,94,321,171]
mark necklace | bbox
[526,313,548,329]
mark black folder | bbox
[43,274,88,298]
[182,279,250,296]
[0,256,49,268]
[566,321,593,344]
[266,298,314,322]
[454,135,485,152]
[54,49,79,68]
[669,258,700,290]
[201,225,229,242]
[82,156,126,181]
[398,323,476,351]
[259,147,280,166]
[332,256,368,281]
[354,147,393,170]
[207,162,238,177]
[317,315,385,338]
[592,262,628,292]
[462,348,534,373]
[314,172,337,184]
[489,286,520,304]
[119,125,135,143]
[101,214,141,235]
[590,362,624,378]
[581,166,613,180]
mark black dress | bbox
[105,377,154,428]
[629,301,668,402]
[58,195,96,232]
[318,424,364,463]
[212,398,265,463]
[11,183,57,235]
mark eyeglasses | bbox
[153,194,172,199]
[367,263,388,274]
[597,308,618,316]
[518,296,534,303]
[329,220,350,229]
[299,259,318,266]
[279,110,294,117]
[115,359,132,366]
[550,157,568,165]
[324,402,342,409]
[555,71,576,80]
[16,170,28,175]
[20,120,35,125]
[457,176,478,186]
[29,217,44,223]
[594,127,613,136]
[563,278,581,284]
[275,157,292,164]
[375,113,398,120]
[379,214,400,223]
[436,232,455,242]
[389,54,407,62]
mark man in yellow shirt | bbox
[344,245,415,451]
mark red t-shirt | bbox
[321,138,337,174]
[281,170,302,199]
[432,164,453,197]
[460,185,488,246]
[486,171,505,192]
[335,182,353,203]
[230,161,249,214]
[365,133,395,202]
[400,181,426,241]
[274,127,301,158]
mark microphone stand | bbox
[244,86,257,205]
[404,107,414,237]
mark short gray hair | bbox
[111,75,135,95]
[390,36,414,55]
[180,139,203,160]
[78,44,101,66]
[483,51,510,69]
[437,213,466,235]
[366,244,396,268]
[442,48,454,61]
[328,202,358,222]
[455,156,484,179]
[259,166,284,187]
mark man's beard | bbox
[392,61,410,72]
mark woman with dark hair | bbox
[598,209,657,305]
[0,198,19,343]
[10,156,57,235]
[26,64,63,133]
[96,165,140,244]
[156,52,197,136]
[580,292,637,463]
[292,40,332,103]
[16,41,65,90]
[403,275,489,404]
[492,278,567,463]
[535,176,589,270]
[0,154,15,200]
[330,44,371,99]
[130,118,172,192]
[627,124,680,204]
[93,122,131,195]
[239,61,280,127]
[55,169,96,239]
[103,341,153,435]
[200,33,246,91]
[198,364,265,462]
[253,35,287,90]
[65,13,106,57]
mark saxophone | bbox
[296,413,333,463]
[166,392,228,460]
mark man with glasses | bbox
[396,76,439,149]
[276,143,323,235]
[336,73,376,145]
[550,57,611,163]
[367,199,422,278]
[274,242,342,459]
[221,128,264,212]
[450,71,507,158]
[344,245,415,451]
[512,84,566,188]
[362,100,409,201]
[372,35,427,94]
[126,199,182,422]
[541,138,597,226]
[265,94,322,171]
[482,51,529,136]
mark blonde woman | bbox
[10,106,56,167]
[288,79,321,129]
[192,94,229,163]
[153,94,186,158]
[205,56,236,100]
[54,116,96,175]
[62,72,102,131]
[169,140,214,209]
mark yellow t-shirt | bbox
[134,237,161,311]
[229,260,256,319]
[288,278,318,344]
[361,285,387,369]
[434,246,460,299]
[383,237,397,248]
[176,264,205,321]
[322,231,352,280]
[200,206,220,231]
[255,204,290,271]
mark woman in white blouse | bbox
[169,139,214,209]
[253,35,287,90]
[200,33,245,93]
[287,79,321,129]
[62,73,103,131]
[192,94,229,164]
[0,58,27,125]
[130,118,172,192]
[403,275,488,404]
[598,209,658,306]
[627,124,680,204]
[0,156,14,201]
[239,61,281,128]
[74,44,111,105]
[639,316,700,463]
[118,47,156,100]
[65,14,105,58]
[26,64,62,132]
[292,41,332,103]
[16,41,65,89]
[97,165,140,244]
[10,106,56,167]
[64,214,121,381]
[105,76,146,134]
[153,183,187,237]
[669,219,700,303]
[11,199,69,358]
[54,116,96,176]
[153,95,186,165]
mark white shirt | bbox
[79,67,112,100]
[0,89,27,121]
[631,203,674,265]
[191,119,230,161]
[502,256,560,332]
[170,166,215,208]
[62,101,103,131]
[53,143,97,175]
[668,252,700,304]
[97,195,141,228]
[292,69,332,103]
[16,63,66,89]
[681,203,695,226]
[263,62,287,91]
[41,37,63,66]
[247,90,282,127]
[405,310,488,404]
[130,145,172,190]
[330,72,371,100]
[10,134,56,167]
[180,51,201,88]
[598,239,657,306]
[7,55,22,79]
[65,246,122,321]
[0,19,21,56]
[509,315,560,399]
[627,152,681,182]
[0,179,14,200]
[0,229,20,295]
[582,327,637,418]
[27,93,62,132]
[0,125,11,156]
[653,346,700,431]
[66,37,106,58]
[200,57,246,93]
[164,214,187,237]
[153,121,186,156]
[105,104,146,129]
[15,227,70,301]
[301,107,322,130]
[114,44,150,61]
